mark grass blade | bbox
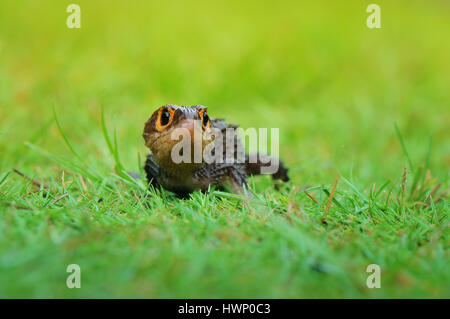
[53,105,85,165]
[394,123,414,171]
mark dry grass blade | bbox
[79,174,88,191]
[2,202,29,210]
[324,176,339,215]
[424,183,444,207]
[51,193,69,205]
[13,169,49,190]
[304,190,318,204]
[431,190,448,205]
[429,183,442,199]
[399,166,407,216]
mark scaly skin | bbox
[142,105,289,198]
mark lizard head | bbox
[143,105,213,169]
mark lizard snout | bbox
[178,118,195,135]
[177,118,203,138]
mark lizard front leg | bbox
[144,153,161,189]
[227,166,251,196]
[194,164,251,196]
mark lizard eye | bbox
[160,109,171,125]
[199,109,210,130]
[202,113,209,127]
[156,107,174,131]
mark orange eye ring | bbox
[198,109,211,130]
[155,107,175,132]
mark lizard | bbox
[142,105,289,198]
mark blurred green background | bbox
[0,0,448,298]
[1,0,448,181]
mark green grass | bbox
[0,0,449,298]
